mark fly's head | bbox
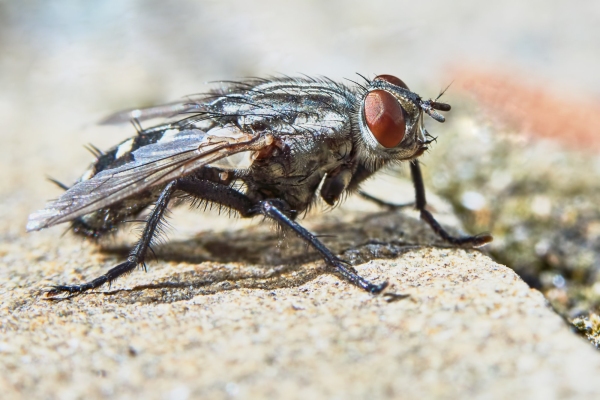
[357,74,451,165]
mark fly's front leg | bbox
[46,180,179,297]
[410,160,492,247]
[258,199,388,294]
[358,191,414,210]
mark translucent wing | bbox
[98,101,201,125]
[27,128,271,231]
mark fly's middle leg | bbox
[257,199,388,294]
[180,179,388,292]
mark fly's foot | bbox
[365,280,389,294]
[45,277,109,299]
[469,233,493,247]
[44,259,137,299]
[328,257,388,294]
[453,232,493,248]
[419,208,493,248]
[383,292,410,302]
[45,284,94,299]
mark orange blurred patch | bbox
[450,68,600,152]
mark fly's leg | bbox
[47,177,388,297]
[410,160,492,246]
[258,199,388,294]
[358,191,414,210]
[177,178,254,217]
[180,179,387,293]
[46,180,179,297]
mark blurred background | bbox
[2,0,600,341]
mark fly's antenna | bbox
[419,81,453,123]
[435,80,453,102]
[420,99,450,123]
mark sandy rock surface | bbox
[3,2,600,398]
[2,187,600,399]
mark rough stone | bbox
[2,189,600,399]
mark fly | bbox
[27,74,492,297]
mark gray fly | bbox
[27,74,492,297]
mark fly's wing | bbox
[27,128,271,231]
[98,101,202,125]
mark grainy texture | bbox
[418,92,600,320]
[2,186,600,399]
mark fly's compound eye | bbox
[364,90,406,148]
[374,74,409,90]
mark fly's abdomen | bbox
[66,129,182,238]
[70,192,157,239]
[80,130,168,180]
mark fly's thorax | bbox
[356,75,430,166]
[241,130,352,213]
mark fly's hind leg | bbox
[410,160,493,247]
[46,180,179,297]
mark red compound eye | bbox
[364,90,406,148]
[374,74,409,90]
